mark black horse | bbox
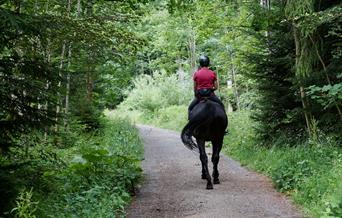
[181,99,228,189]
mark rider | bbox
[188,55,225,119]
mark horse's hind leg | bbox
[212,139,223,184]
[197,139,213,189]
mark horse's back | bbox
[191,100,228,141]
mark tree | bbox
[0,0,147,149]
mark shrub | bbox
[1,117,143,218]
[223,110,342,217]
[119,71,193,113]
[153,105,188,131]
[11,188,38,218]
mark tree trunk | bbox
[56,43,66,131]
[231,65,240,110]
[187,27,197,73]
[77,0,81,17]
[260,0,271,37]
[64,0,76,128]
[45,0,49,13]
[86,1,94,102]
[44,41,51,140]
[293,24,312,136]
[67,0,72,13]
[87,71,94,101]
[260,0,270,9]
[64,43,72,127]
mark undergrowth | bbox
[223,111,342,218]
[0,117,143,218]
[108,70,191,131]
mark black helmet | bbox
[199,55,210,67]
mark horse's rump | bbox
[181,100,227,151]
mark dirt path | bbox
[127,125,303,218]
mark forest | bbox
[0,0,341,217]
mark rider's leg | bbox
[188,97,199,120]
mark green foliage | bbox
[0,0,147,149]
[0,8,62,149]
[151,105,188,131]
[0,118,143,217]
[119,71,192,114]
[113,70,192,130]
[244,0,342,140]
[223,111,342,218]
[307,83,342,110]
[11,188,38,218]
[39,118,143,217]
[322,189,342,218]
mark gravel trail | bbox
[127,125,303,218]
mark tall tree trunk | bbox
[87,70,94,101]
[260,0,271,9]
[44,2,51,139]
[34,0,39,15]
[187,27,197,73]
[77,0,81,16]
[45,0,49,13]
[86,1,94,102]
[260,0,271,37]
[56,43,66,131]
[231,65,240,110]
[293,24,312,136]
[64,43,72,127]
[67,0,72,13]
[64,0,77,128]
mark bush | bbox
[119,71,193,113]
[11,188,38,218]
[152,105,188,131]
[223,110,342,217]
[0,117,143,217]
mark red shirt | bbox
[193,67,217,90]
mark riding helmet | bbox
[199,55,210,67]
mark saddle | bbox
[196,89,214,101]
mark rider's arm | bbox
[213,80,218,91]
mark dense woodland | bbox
[1,0,341,217]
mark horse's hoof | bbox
[206,184,213,190]
[213,179,220,184]
[201,174,207,180]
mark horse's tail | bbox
[181,106,211,152]
[181,119,201,152]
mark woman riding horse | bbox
[188,55,225,120]
[182,55,228,189]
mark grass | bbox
[105,105,188,132]
[0,117,143,218]
[223,111,342,218]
